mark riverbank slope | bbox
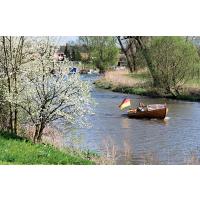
[0,131,94,165]
[95,70,200,101]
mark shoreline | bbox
[94,77,200,102]
[0,131,97,165]
[0,130,116,165]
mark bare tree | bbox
[117,36,138,72]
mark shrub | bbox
[149,37,200,96]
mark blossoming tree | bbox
[4,37,94,143]
[0,36,33,133]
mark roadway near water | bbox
[67,75,200,164]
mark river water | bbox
[66,75,200,164]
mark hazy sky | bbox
[58,36,78,44]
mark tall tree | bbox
[5,38,94,143]
[79,36,119,73]
[117,36,137,72]
[147,37,199,96]
[121,36,200,96]
[64,43,71,60]
[118,36,159,85]
[0,36,30,134]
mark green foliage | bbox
[149,36,200,95]
[113,87,147,95]
[64,44,82,61]
[94,80,113,89]
[3,38,94,143]
[135,49,148,69]
[0,131,94,164]
[71,47,81,61]
[80,37,119,73]
[64,44,71,59]
[128,71,151,81]
[95,79,148,95]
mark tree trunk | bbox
[34,124,40,143]
[13,36,24,135]
[141,49,159,87]
[37,123,45,143]
[130,45,137,71]
[14,108,18,134]
[2,36,24,134]
[33,123,45,143]
[2,37,14,133]
[126,55,133,73]
[134,37,160,87]
[9,103,13,133]
[117,37,134,73]
[14,72,18,134]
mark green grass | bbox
[94,80,113,89]
[186,76,200,86]
[113,86,148,95]
[95,78,200,102]
[0,131,95,165]
[95,79,152,96]
[128,71,151,81]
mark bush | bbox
[149,37,200,96]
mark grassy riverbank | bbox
[95,70,200,101]
[1,130,200,165]
[0,131,95,165]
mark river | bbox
[66,75,200,164]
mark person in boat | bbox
[137,102,147,112]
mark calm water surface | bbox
[67,75,200,164]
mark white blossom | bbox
[2,37,94,141]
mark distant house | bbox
[54,50,65,61]
[56,45,127,68]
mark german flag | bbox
[118,98,131,110]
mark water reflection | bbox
[62,76,200,164]
[120,117,130,129]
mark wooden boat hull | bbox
[127,104,168,119]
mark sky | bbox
[58,36,78,45]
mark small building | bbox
[54,50,65,61]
